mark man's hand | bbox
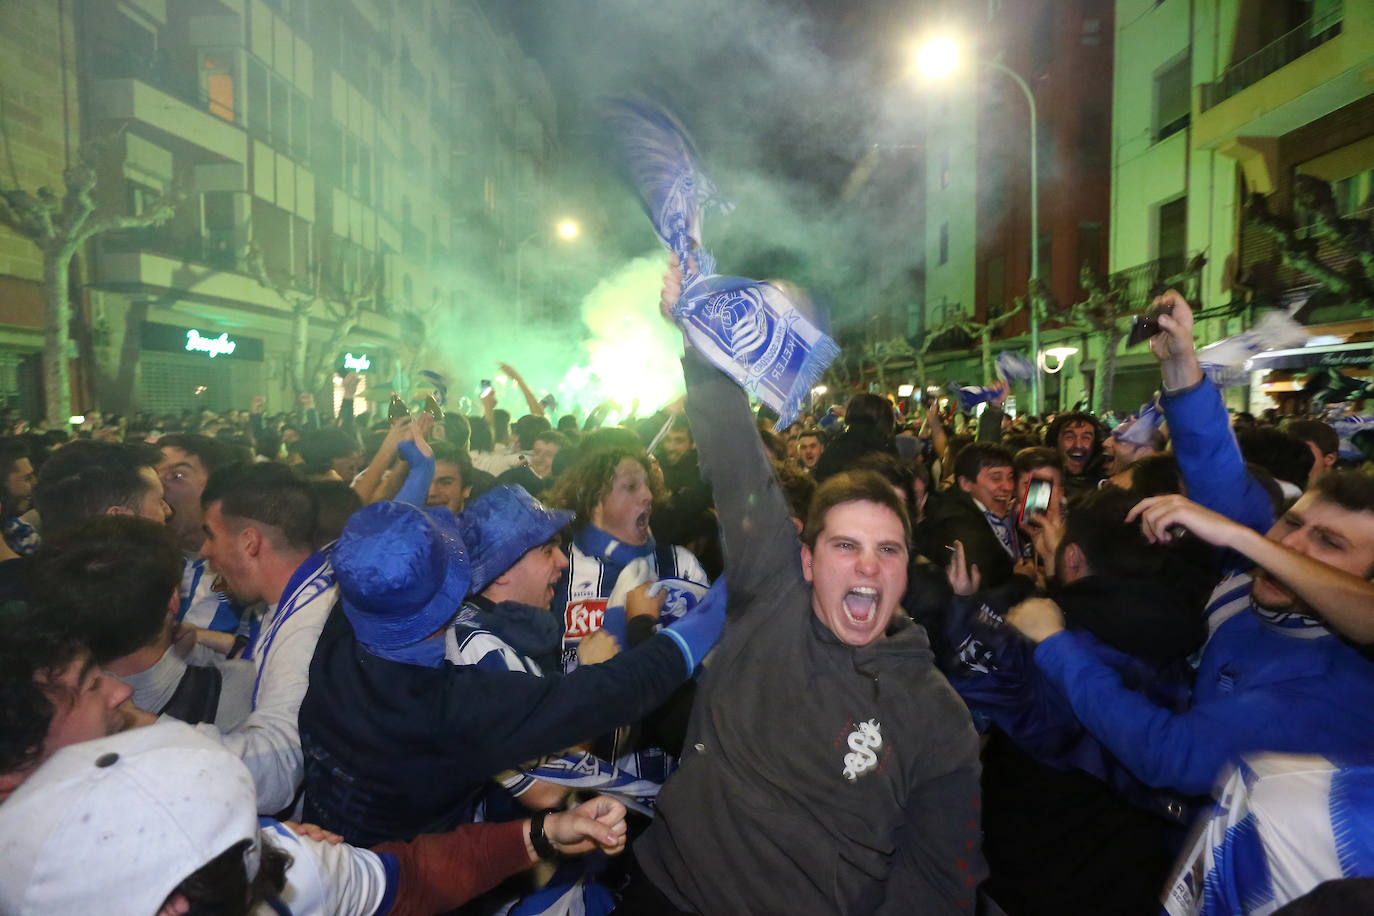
[988,381,1009,407]
[283,821,345,845]
[498,362,522,382]
[1126,493,1239,546]
[341,372,359,399]
[945,540,981,596]
[542,796,629,857]
[1147,290,1203,392]
[576,629,621,666]
[1027,505,1066,578]
[1012,557,1044,590]
[1007,597,1067,644]
[625,581,666,622]
[251,395,265,414]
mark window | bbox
[1153,53,1192,141]
[985,254,1006,314]
[938,223,949,266]
[291,91,310,162]
[1078,100,1107,172]
[246,57,269,141]
[270,74,290,147]
[1077,222,1103,286]
[1156,197,1187,277]
[201,51,237,122]
[343,134,357,195]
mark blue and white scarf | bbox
[1163,752,1374,915]
[605,97,838,429]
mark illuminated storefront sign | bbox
[342,352,371,371]
[141,322,263,361]
[185,329,238,358]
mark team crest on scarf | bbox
[842,718,883,782]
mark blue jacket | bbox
[299,603,692,847]
[1032,377,1374,796]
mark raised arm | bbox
[1150,292,1273,533]
[1131,494,1374,644]
[498,362,546,418]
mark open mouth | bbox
[843,586,879,625]
[635,511,650,533]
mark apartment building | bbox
[0,0,81,419]
[0,0,555,419]
[920,0,1115,410]
[1111,0,1373,411]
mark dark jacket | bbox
[810,424,897,483]
[634,353,985,915]
[918,490,1018,589]
[299,602,691,847]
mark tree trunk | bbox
[288,306,310,396]
[1093,328,1124,415]
[980,330,994,385]
[42,245,74,428]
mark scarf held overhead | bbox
[604,97,838,429]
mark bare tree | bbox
[247,245,377,415]
[950,299,1026,384]
[0,143,177,425]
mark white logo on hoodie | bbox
[842,719,883,782]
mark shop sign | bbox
[141,321,264,361]
[342,352,371,371]
[185,329,237,358]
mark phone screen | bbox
[480,379,493,397]
[1019,478,1053,527]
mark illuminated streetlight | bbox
[557,220,579,240]
[914,35,1044,415]
[913,35,960,80]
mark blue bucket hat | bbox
[459,485,574,596]
[333,502,470,650]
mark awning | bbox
[1247,341,1373,371]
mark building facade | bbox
[919,0,1116,411]
[1110,0,1373,412]
[0,0,556,420]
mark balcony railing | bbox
[1200,3,1344,110]
[104,227,244,273]
[90,39,238,125]
[1103,254,1203,309]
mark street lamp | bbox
[514,219,580,324]
[914,35,1043,415]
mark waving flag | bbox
[605,97,838,429]
[996,350,1036,385]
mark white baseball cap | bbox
[0,720,259,915]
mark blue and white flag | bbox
[949,383,1000,411]
[1329,414,1374,461]
[1163,752,1374,916]
[996,350,1036,385]
[1197,311,1308,388]
[1112,398,1165,447]
[605,97,839,429]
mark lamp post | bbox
[915,38,1043,415]
[514,219,579,324]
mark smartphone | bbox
[1127,299,1177,347]
[1018,478,1053,528]
[479,379,493,398]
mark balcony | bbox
[1193,1,1372,151]
[1200,7,1344,111]
[1100,255,1204,311]
[90,42,246,164]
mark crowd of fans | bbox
[1,283,1372,915]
